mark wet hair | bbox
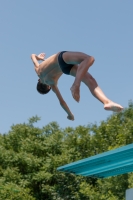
[36,79,51,95]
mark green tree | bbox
[0,101,133,199]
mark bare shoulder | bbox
[50,84,59,93]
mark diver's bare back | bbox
[37,52,62,85]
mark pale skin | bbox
[31,51,123,121]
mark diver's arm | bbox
[31,54,40,68]
[51,85,74,121]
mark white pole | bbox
[126,188,133,200]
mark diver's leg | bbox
[63,51,94,102]
[70,65,123,112]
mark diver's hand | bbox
[36,53,46,61]
[67,114,74,121]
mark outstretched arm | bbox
[51,85,74,121]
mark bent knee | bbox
[86,55,95,66]
[90,56,95,64]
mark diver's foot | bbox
[70,84,80,102]
[104,102,123,112]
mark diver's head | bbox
[36,79,51,95]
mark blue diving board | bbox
[57,143,133,178]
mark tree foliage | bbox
[0,101,133,199]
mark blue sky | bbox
[0,1,133,133]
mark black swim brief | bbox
[58,51,74,75]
